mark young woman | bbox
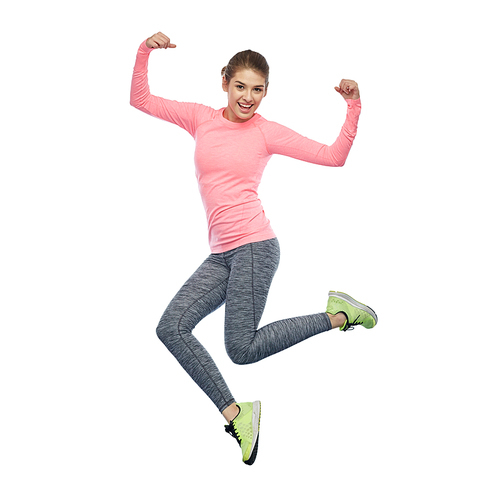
[130,32,377,465]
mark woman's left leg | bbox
[223,238,333,365]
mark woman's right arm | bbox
[130,32,211,136]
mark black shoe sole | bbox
[244,434,259,466]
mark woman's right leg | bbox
[156,254,236,413]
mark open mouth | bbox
[238,103,253,112]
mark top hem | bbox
[210,230,277,254]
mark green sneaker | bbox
[224,401,261,466]
[327,291,378,331]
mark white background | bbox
[1,0,499,498]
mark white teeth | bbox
[239,103,252,108]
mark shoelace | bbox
[344,314,362,331]
[225,421,242,445]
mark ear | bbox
[222,76,229,93]
[263,83,269,98]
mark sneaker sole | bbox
[328,291,378,326]
[244,401,261,466]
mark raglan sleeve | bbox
[261,99,361,167]
[130,40,214,137]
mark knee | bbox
[228,354,247,366]
[228,353,250,365]
[226,344,253,366]
[156,311,180,347]
[156,321,170,345]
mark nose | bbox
[243,89,252,102]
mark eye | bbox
[254,88,263,93]
[236,85,244,90]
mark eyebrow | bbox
[235,80,265,88]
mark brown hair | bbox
[221,49,269,88]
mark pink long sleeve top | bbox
[130,41,361,253]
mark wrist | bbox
[142,39,154,52]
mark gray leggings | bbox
[156,238,332,412]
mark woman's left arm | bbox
[262,80,361,167]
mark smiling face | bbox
[222,68,268,123]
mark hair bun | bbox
[221,66,227,77]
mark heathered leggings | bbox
[156,238,332,412]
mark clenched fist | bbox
[334,79,360,100]
[146,32,177,49]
